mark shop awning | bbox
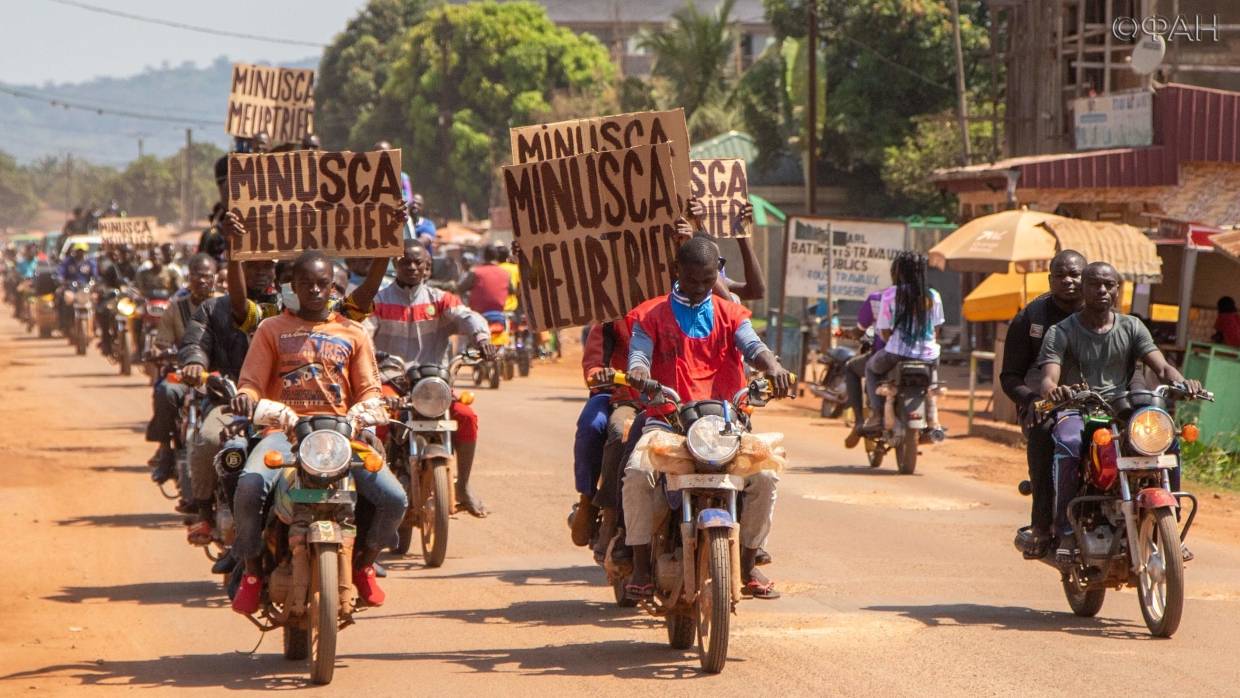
[1039,219,1163,284]
[1211,230,1240,266]
[748,193,786,226]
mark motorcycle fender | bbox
[307,520,343,545]
[421,443,454,462]
[901,393,927,430]
[1136,487,1178,510]
[696,508,735,530]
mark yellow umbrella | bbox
[963,271,1176,322]
[928,209,1065,273]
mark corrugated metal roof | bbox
[690,131,759,162]
[935,84,1240,190]
[1040,219,1163,283]
[1211,230,1240,266]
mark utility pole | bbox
[805,1,818,215]
[138,137,144,159]
[949,0,972,165]
[181,129,193,232]
[64,154,73,224]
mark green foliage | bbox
[639,0,738,123]
[881,97,1000,217]
[750,0,997,214]
[1182,431,1240,491]
[364,1,614,216]
[0,152,40,229]
[316,0,428,149]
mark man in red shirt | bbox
[1215,296,1240,347]
[622,237,791,600]
[457,243,514,320]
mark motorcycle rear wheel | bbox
[420,463,451,568]
[896,434,918,475]
[502,357,515,381]
[283,623,309,660]
[488,363,501,389]
[309,545,339,685]
[696,527,732,674]
[1062,571,1105,617]
[1137,508,1184,637]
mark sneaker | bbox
[231,574,262,615]
[354,565,386,606]
[186,520,213,546]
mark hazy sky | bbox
[3,0,370,85]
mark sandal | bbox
[741,579,781,600]
[624,582,654,601]
[186,521,213,547]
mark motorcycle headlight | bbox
[1128,407,1175,456]
[685,415,740,467]
[117,297,137,317]
[410,377,452,417]
[297,430,352,479]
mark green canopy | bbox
[749,193,785,226]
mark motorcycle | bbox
[109,288,143,375]
[1016,383,1212,638]
[231,399,386,685]
[63,281,95,355]
[29,290,58,339]
[139,290,172,383]
[863,360,946,474]
[603,371,789,674]
[810,342,855,419]
[379,351,476,567]
[508,311,534,378]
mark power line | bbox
[0,84,222,127]
[43,0,329,48]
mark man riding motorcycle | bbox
[1038,261,1200,563]
[56,244,97,333]
[134,246,184,297]
[365,241,496,517]
[621,236,792,601]
[146,254,218,488]
[180,211,398,550]
[1001,250,1086,558]
[229,250,406,614]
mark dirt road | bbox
[3,313,1240,696]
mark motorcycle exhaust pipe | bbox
[925,427,946,444]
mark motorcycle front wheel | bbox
[1137,508,1184,637]
[117,326,131,376]
[696,527,732,674]
[420,463,451,568]
[517,352,531,377]
[75,317,88,355]
[309,544,339,685]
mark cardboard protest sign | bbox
[99,217,157,248]
[783,217,907,301]
[502,142,681,332]
[510,109,691,210]
[227,149,405,261]
[226,63,315,144]
[689,158,750,238]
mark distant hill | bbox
[0,55,318,167]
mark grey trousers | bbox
[189,405,232,501]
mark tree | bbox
[0,152,40,230]
[881,98,1001,217]
[639,0,738,124]
[365,1,614,216]
[316,0,429,149]
[107,156,179,222]
[753,0,996,213]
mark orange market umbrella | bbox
[962,271,1174,322]
[928,209,1064,273]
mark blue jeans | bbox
[232,432,407,560]
[573,393,612,496]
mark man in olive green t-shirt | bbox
[1036,262,1201,562]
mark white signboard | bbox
[784,217,906,301]
[1073,90,1153,150]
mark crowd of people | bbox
[0,128,1223,665]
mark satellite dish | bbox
[1131,34,1166,75]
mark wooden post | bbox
[806,1,818,214]
[1103,0,1113,93]
[181,129,192,233]
[950,0,971,164]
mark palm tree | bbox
[639,0,738,122]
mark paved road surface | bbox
[2,314,1239,696]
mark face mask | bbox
[279,282,300,313]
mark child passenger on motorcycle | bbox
[863,251,945,432]
[229,250,407,615]
[364,240,497,516]
[621,236,792,601]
